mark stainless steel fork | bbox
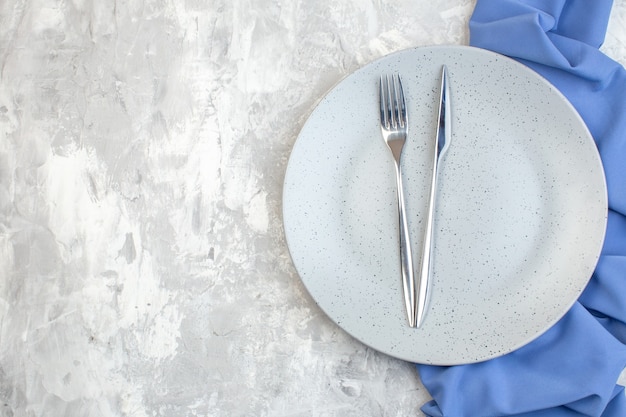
[379,74,416,328]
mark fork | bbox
[379,74,416,328]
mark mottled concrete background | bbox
[0,0,624,416]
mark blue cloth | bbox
[417,1,626,416]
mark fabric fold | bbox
[417,1,626,416]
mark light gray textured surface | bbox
[0,1,624,416]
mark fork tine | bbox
[379,75,387,128]
[396,74,407,128]
[387,74,396,129]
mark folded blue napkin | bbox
[417,1,626,416]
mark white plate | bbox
[282,46,607,365]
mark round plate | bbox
[282,46,607,365]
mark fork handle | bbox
[394,162,417,328]
[416,152,438,328]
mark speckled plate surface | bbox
[282,45,607,365]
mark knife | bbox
[416,65,450,328]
